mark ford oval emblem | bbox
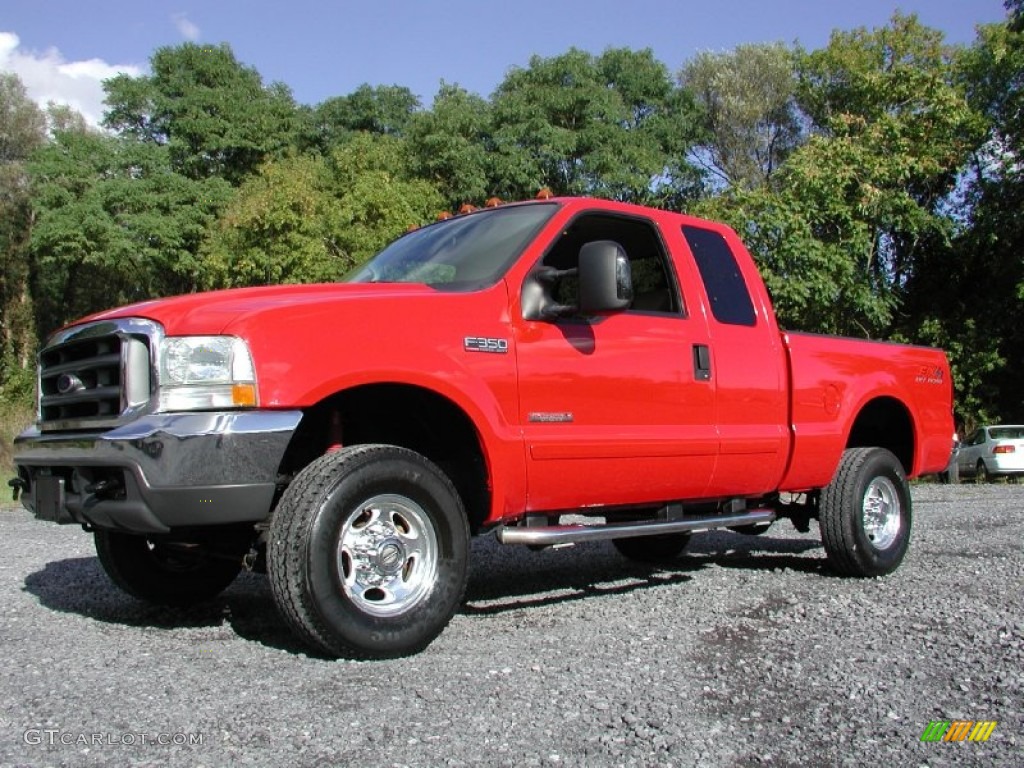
[56,373,85,395]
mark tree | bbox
[919,10,1024,425]
[200,154,345,287]
[0,74,47,397]
[201,134,442,287]
[699,15,980,341]
[679,43,802,190]
[302,84,419,153]
[406,83,493,208]
[103,43,300,183]
[29,131,232,330]
[491,47,702,203]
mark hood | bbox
[76,282,439,336]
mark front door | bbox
[514,211,718,512]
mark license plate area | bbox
[33,475,72,523]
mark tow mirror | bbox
[578,240,633,314]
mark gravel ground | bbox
[0,483,1020,767]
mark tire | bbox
[819,447,911,577]
[728,523,773,536]
[268,445,469,659]
[976,461,991,484]
[94,529,245,606]
[613,533,691,563]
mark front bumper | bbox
[13,410,302,534]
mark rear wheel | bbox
[94,529,246,606]
[613,533,691,563]
[268,445,469,659]
[819,447,911,577]
[976,461,991,484]
[728,523,772,536]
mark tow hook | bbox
[85,478,120,497]
[242,548,259,572]
[8,477,27,502]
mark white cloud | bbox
[0,31,143,127]
[173,13,201,42]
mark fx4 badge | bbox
[915,366,945,385]
[464,336,509,354]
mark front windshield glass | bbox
[346,203,558,291]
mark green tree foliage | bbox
[0,74,46,399]
[491,47,701,203]
[700,14,981,342]
[302,84,420,153]
[103,43,299,183]
[922,12,1024,425]
[29,131,232,329]
[4,22,1023,430]
[680,43,802,190]
[406,83,493,208]
[202,134,442,287]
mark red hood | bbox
[75,282,437,336]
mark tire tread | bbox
[268,444,469,659]
[819,446,910,577]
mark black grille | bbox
[37,320,155,431]
[39,335,124,425]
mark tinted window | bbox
[347,203,558,291]
[541,213,682,315]
[683,225,756,326]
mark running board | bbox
[495,509,775,547]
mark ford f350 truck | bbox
[12,196,955,658]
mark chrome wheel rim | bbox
[862,476,901,550]
[337,494,438,617]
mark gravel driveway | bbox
[0,484,1020,767]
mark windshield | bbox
[346,203,558,291]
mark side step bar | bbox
[495,509,775,547]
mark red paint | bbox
[90,197,954,524]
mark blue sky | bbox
[1,0,1010,125]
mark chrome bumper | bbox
[13,410,302,534]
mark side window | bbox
[540,213,683,316]
[682,225,756,327]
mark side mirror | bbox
[578,240,633,314]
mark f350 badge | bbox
[464,336,509,354]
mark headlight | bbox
[157,336,258,411]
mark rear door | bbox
[670,223,790,497]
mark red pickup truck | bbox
[13,196,954,658]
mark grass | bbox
[1,398,34,481]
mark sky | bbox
[1,0,1011,127]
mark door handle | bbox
[693,344,712,381]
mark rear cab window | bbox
[682,225,756,327]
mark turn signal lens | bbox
[232,383,258,407]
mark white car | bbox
[957,425,1024,482]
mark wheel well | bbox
[846,397,914,474]
[278,384,490,533]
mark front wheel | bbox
[94,529,246,606]
[268,445,469,659]
[819,447,911,577]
